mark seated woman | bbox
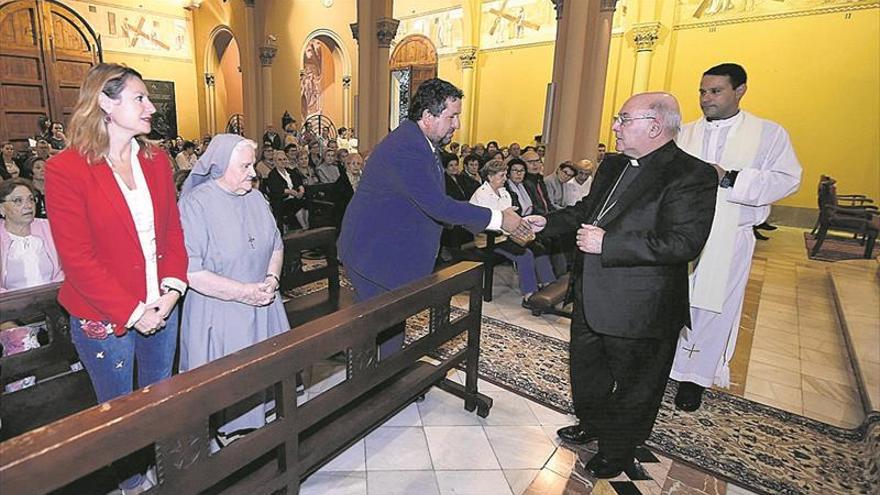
[1,142,21,180]
[178,134,289,450]
[0,178,63,292]
[23,156,47,218]
[266,149,307,231]
[469,160,556,306]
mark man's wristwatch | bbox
[719,170,739,189]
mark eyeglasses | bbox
[510,168,526,173]
[613,114,656,127]
[561,170,576,177]
[3,196,36,206]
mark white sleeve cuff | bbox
[161,277,188,295]
[125,302,147,329]
[486,209,502,231]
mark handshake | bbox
[501,208,546,247]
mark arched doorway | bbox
[389,34,438,130]
[301,29,351,132]
[0,0,100,146]
[205,26,243,136]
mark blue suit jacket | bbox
[338,120,491,295]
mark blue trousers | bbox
[70,308,178,402]
[495,247,556,296]
[70,308,178,489]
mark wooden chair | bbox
[812,175,875,235]
[811,179,878,259]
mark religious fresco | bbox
[676,0,877,25]
[479,0,556,50]
[65,0,192,60]
[395,7,464,56]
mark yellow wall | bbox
[471,44,554,146]
[65,0,202,140]
[661,9,880,208]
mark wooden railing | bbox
[0,262,491,494]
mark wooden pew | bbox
[0,261,491,495]
[0,283,97,441]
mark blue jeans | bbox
[70,308,178,490]
[496,247,556,296]
[70,308,178,403]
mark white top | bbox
[109,139,161,326]
[5,234,52,290]
[278,167,294,191]
[469,182,512,246]
[563,176,593,206]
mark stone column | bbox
[352,0,399,153]
[342,75,352,128]
[259,37,278,130]
[457,46,478,145]
[545,0,617,166]
[241,0,259,137]
[204,73,216,134]
[630,22,661,94]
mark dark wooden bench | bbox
[0,283,97,441]
[448,231,506,302]
[0,262,492,494]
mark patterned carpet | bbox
[803,232,877,261]
[405,308,878,495]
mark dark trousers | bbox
[569,298,677,465]
[348,268,406,359]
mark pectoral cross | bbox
[682,344,700,358]
[247,234,256,250]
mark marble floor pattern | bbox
[300,227,866,495]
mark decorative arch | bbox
[389,35,438,130]
[204,25,243,135]
[300,28,352,127]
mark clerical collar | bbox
[705,110,743,129]
[629,159,640,168]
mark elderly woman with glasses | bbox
[470,160,556,306]
[0,178,63,292]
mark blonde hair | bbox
[67,63,152,164]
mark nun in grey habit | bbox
[178,134,289,446]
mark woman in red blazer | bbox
[45,64,187,492]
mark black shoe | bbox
[753,228,770,241]
[585,453,626,479]
[755,221,777,231]
[556,424,597,445]
[675,381,705,412]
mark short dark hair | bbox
[557,162,576,174]
[284,143,298,153]
[407,79,464,122]
[0,177,36,201]
[182,141,196,152]
[704,63,747,89]
[441,153,459,169]
[487,141,499,149]
[463,154,482,166]
[507,158,526,173]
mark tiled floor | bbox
[301,226,866,494]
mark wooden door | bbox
[390,34,438,106]
[0,0,99,147]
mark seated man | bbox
[564,159,595,206]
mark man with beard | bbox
[339,79,527,357]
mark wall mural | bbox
[676,0,877,25]
[300,39,324,118]
[479,0,556,50]
[143,80,177,140]
[66,0,192,60]
[396,7,464,56]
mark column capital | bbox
[259,45,278,66]
[350,22,359,43]
[342,75,352,88]
[550,0,563,20]
[204,73,215,87]
[457,46,478,70]
[376,17,400,49]
[600,0,617,12]
[631,22,661,52]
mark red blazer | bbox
[45,144,187,334]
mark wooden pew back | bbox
[0,262,487,495]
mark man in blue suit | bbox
[339,79,524,357]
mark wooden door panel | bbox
[0,1,48,146]
[0,0,99,143]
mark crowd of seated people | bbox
[436,137,609,311]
